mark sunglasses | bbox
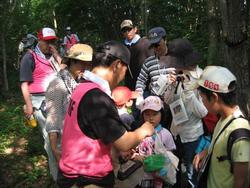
[150,42,160,48]
[121,27,133,33]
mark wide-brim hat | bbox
[64,44,93,62]
[160,38,201,69]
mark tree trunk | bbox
[219,0,250,118]
[1,29,8,91]
[207,0,220,65]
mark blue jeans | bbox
[182,139,200,188]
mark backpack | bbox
[196,116,250,188]
[217,122,250,173]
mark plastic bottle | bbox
[23,105,37,128]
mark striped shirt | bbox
[135,55,170,96]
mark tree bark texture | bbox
[1,25,8,91]
[207,0,220,65]
[219,0,250,118]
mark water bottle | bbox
[23,105,37,128]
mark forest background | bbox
[0,0,249,187]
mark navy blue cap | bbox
[148,27,166,44]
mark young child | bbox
[135,96,176,188]
[112,86,139,130]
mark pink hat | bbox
[112,86,138,106]
[140,96,163,113]
[37,27,57,41]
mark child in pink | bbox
[135,96,176,188]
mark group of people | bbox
[19,19,249,188]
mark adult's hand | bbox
[23,104,33,117]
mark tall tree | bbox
[207,0,220,65]
[0,0,19,91]
[219,0,250,118]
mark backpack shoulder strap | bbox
[216,116,249,173]
[227,127,250,173]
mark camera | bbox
[176,71,185,82]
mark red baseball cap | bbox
[37,27,57,41]
[112,86,139,106]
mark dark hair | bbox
[198,81,237,106]
[62,58,77,67]
[92,52,118,67]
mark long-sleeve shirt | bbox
[164,66,208,143]
[135,56,170,96]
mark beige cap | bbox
[120,19,133,30]
[65,44,93,61]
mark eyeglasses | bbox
[121,27,133,33]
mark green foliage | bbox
[0,100,53,187]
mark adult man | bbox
[63,26,80,52]
[135,27,169,97]
[192,66,250,188]
[57,41,154,188]
[120,19,153,90]
[20,27,61,180]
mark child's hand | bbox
[132,154,145,162]
[193,149,208,171]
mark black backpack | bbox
[196,116,250,188]
[217,120,250,173]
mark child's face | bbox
[143,109,161,127]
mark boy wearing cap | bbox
[57,41,154,188]
[63,26,80,52]
[20,27,62,180]
[45,44,93,180]
[193,66,250,188]
[120,19,153,90]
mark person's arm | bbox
[183,89,208,118]
[113,121,154,151]
[49,45,62,65]
[233,162,249,188]
[78,89,154,151]
[20,53,34,116]
[48,132,61,162]
[21,82,33,116]
[45,78,66,162]
[74,34,80,43]
[135,61,149,95]
[232,138,250,188]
